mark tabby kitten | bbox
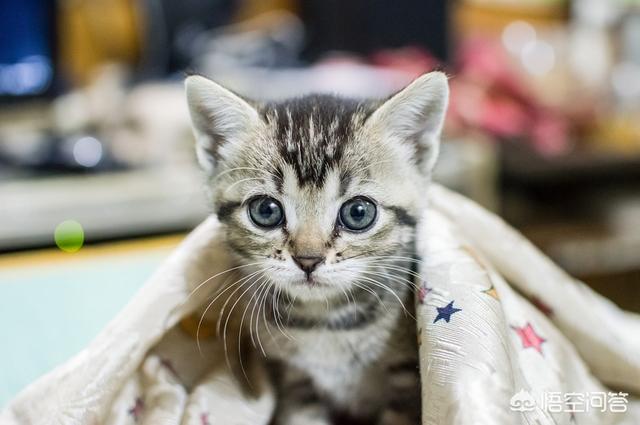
[185,72,449,425]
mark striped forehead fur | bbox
[261,95,377,186]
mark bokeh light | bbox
[502,21,537,55]
[612,62,640,100]
[521,40,556,76]
[72,136,103,168]
[54,220,85,253]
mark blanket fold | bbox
[2,184,638,425]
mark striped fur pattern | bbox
[186,72,449,424]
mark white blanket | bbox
[2,184,639,425]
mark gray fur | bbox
[185,72,449,424]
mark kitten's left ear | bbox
[367,72,449,174]
[185,75,263,174]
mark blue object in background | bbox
[0,0,54,96]
[0,249,170,407]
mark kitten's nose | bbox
[292,256,325,275]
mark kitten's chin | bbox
[268,274,350,302]
[282,284,339,302]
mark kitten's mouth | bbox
[291,274,324,287]
[303,275,320,285]
[281,274,348,302]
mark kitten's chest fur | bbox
[265,306,400,370]
[261,287,418,413]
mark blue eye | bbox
[248,196,284,228]
[339,197,377,231]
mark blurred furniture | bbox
[300,0,449,61]
[58,0,140,84]
[500,142,640,312]
[0,0,57,99]
[0,166,207,251]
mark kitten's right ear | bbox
[185,76,262,173]
[366,72,449,176]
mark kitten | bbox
[185,72,449,425]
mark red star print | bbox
[512,322,546,354]
[418,284,432,303]
[200,413,211,425]
[128,397,144,422]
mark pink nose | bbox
[292,256,324,275]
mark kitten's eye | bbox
[339,197,377,232]
[248,196,284,228]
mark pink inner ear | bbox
[187,76,264,174]
[365,75,448,175]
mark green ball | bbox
[54,220,85,253]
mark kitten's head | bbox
[186,73,448,301]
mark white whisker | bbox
[196,268,267,355]
[187,261,264,301]
[360,269,419,291]
[213,166,281,183]
[224,177,268,195]
[240,274,270,354]
[355,274,414,319]
[222,270,271,385]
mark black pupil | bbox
[350,203,366,222]
[250,197,282,227]
[259,200,277,219]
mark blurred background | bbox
[1,0,639,406]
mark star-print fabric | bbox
[512,323,546,354]
[2,184,639,425]
[433,301,462,323]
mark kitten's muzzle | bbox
[292,255,325,277]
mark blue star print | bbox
[433,301,462,323]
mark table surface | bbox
[0,235,182,408]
